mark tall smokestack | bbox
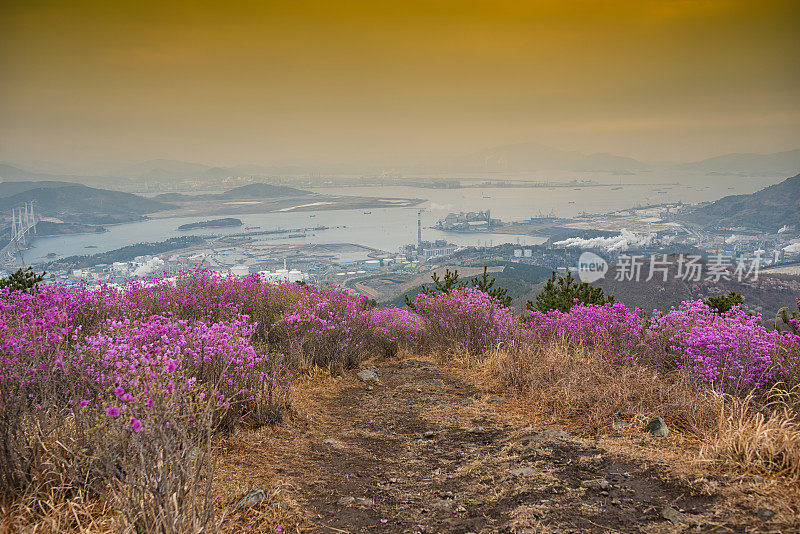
[417,211,422,247]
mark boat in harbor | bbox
[287,233,306,238]
[245,226,261,230]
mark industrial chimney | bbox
[417,210,422,247]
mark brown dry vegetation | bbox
[477,340,800,485]
[3,342,800,532]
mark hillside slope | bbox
[154,183,310,202]
[444,142,649,173]
[686,173,800,231]
[0,183,173,224]
[677,149,800,176]
[0,180,85,198]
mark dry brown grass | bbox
[0,486,119,533]
[704,390,800,483]
[470,339,800,485]
[479,341,723,435]
[0,364,354,533]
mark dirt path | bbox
[221,357,793,533]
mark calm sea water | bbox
[24,171,780,264]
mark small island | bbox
[178,218,243,231]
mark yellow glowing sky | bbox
[1,0,799,170]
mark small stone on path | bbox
[509,467,537,477]
[581,478,610,490]
[237,488,266,509]
[518,429,570,445]
[644,416,670,437]
[322,438,344,449]
[661,505,686,524]
[757,508,775,521]
[357,367,379,383]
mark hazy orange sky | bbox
[1,0,799,170]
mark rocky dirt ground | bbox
[216,357,798,533]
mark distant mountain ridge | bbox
[111,159,211,180]
[108,159,323,180]
[154,183,311,202]
[0,182,173,225]
[686,173,800,231]
[4,146,800,183]
[676,149,800,176]
[0,181,83,198]
[442,144,800,175]
[0,164,38,181]
[442,143,650,173]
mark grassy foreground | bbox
[1,271,798,532]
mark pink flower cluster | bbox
[0,286,281,434]
[2,271,798,429]
[527,298,800,394]
[527,301,647,361]
[0,269,418,437]
[364,307,424,345]
[649,301,800,393]
[412,287,527,354]
[76,314,275,428]
[275,283,372,365]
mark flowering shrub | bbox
[650,301,800,393]
[2,271,799,528]
[0,271,370,526]
[275,284,374,368]
[366,307,424,345]
[75,313,286,431]
[527,298,800,394]
[412,287,527,355]
[526,301,647,361]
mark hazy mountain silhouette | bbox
[0,182,173,224]
[0,164,39,180]
[675,149,800,176]
[0,181,80,198]
[111,159,213,180]
[442,143,649,173]
[687,173,800,231]
[154,183,310,202]
[5,146,800,184]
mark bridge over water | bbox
[2,202,37,265]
